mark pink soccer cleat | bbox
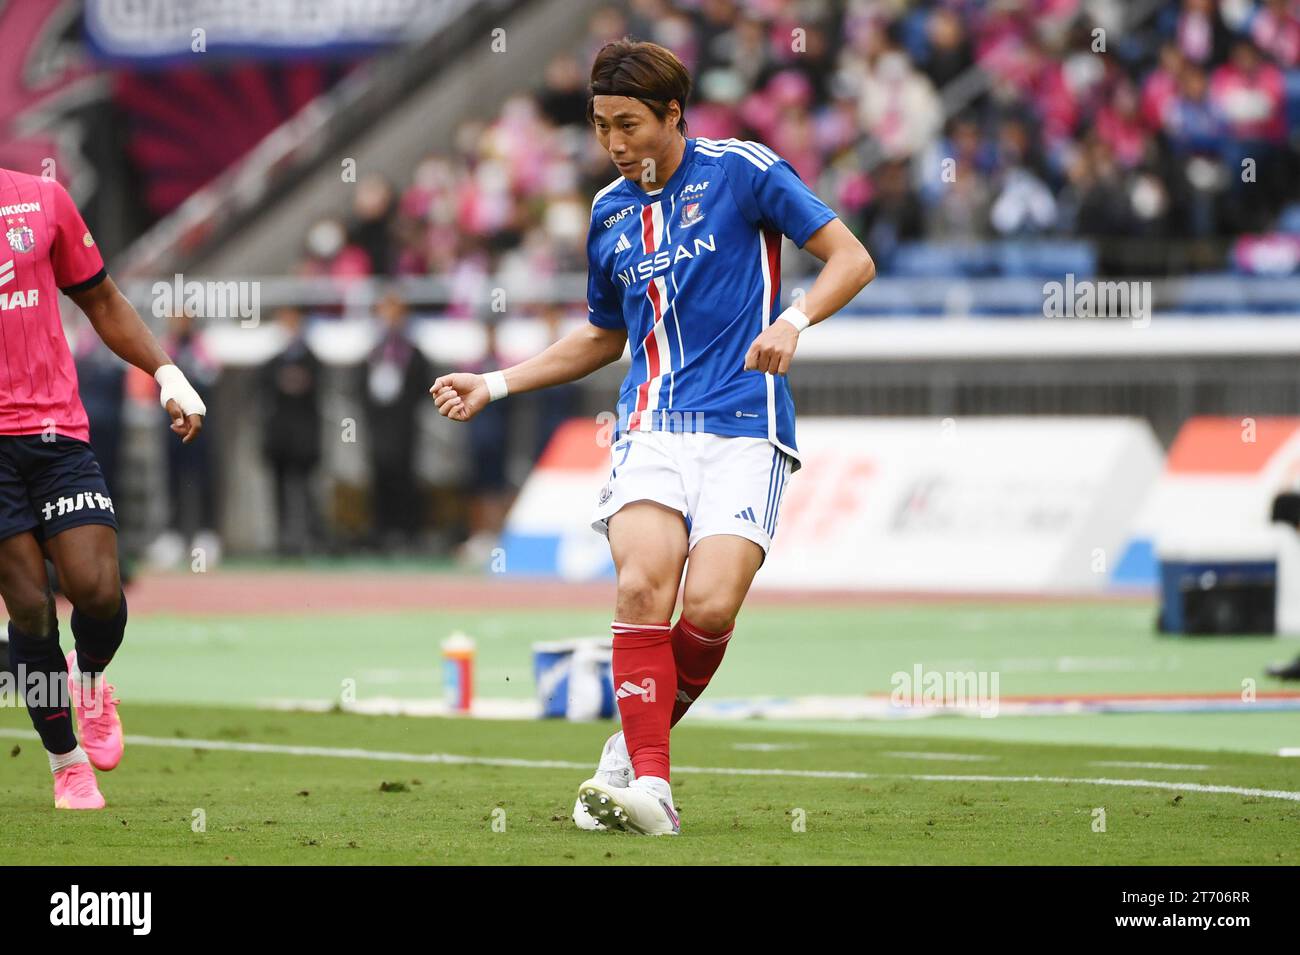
[53,762,106,810]
[67,651,124,771]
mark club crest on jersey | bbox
[679,201,704,228]
[6,224,34,254]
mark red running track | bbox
[107,570,1152,617]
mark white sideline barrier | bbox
[501,416,1163,593]
[756,418,1162,592]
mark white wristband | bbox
[483,370,509,402]
[155,364,207,417]
[776,306,811,333]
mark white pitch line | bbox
[0,728,588,771]
[1279,748,1300,758]
[1090,760,1211,771]
[2,727,1298,802]
[885,751,998,763]
[902,773,1300,803]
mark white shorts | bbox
[590,431,795,555]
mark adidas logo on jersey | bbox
[614,232,631,253]
[734,507,757,523]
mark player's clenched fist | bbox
[430,373,489,422]
[743,319,800,376]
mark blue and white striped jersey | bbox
[586,137,837,466]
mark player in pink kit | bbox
[0,169,208,809]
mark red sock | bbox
[670,617,734,727]
[611,621,677,780]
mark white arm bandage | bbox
[483,370,510,402]
[775,306,811,333]
[155,364,207,417]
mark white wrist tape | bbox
[776,306,811,333]
[483,370,509,402]
[155,364,207,417]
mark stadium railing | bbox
[118,272,1300,324]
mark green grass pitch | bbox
[2,592,1298,864]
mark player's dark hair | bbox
[587,39,691,134]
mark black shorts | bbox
[0,434,118,542]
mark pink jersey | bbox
[0,169,106,442]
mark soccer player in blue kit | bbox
[432,39,874,834]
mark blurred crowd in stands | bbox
[75,298,580,566]
[296,0,1300,283]
[92,0,1300,564]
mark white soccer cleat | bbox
[576,777,679,836]
[572,731,634,831]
